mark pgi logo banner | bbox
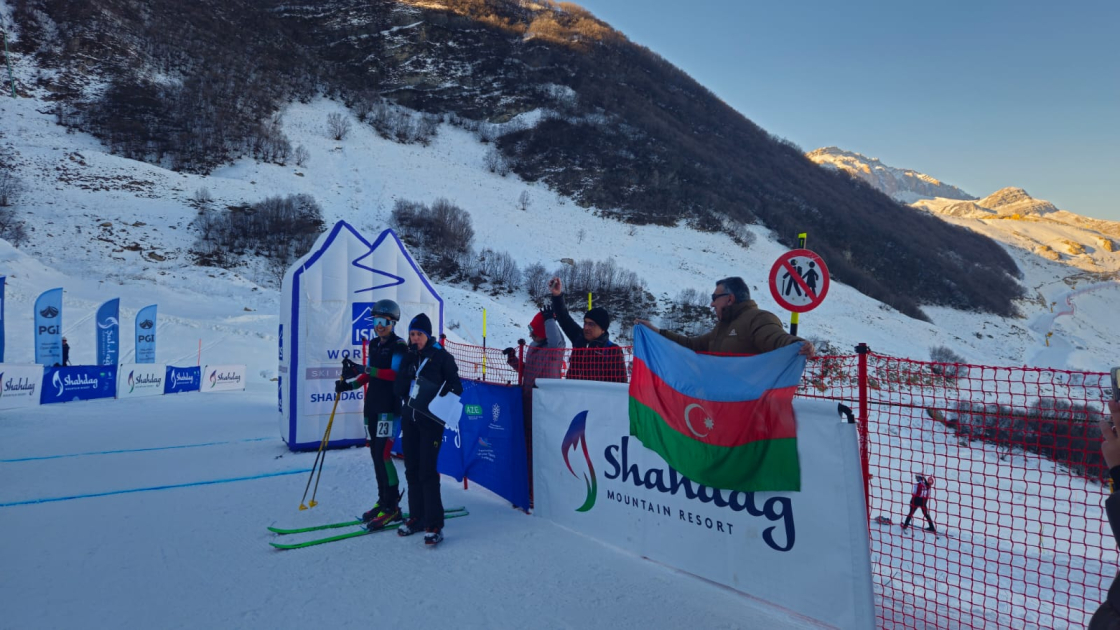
[34,288,63,365]
[136,304,157,364]
[351,303,380,345]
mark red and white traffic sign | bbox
[768,249,830,313]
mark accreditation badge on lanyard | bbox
[409,357,430,400]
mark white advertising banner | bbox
[279,223,443,450]
[201,364,246,393]
[534,380,875,630]
[0,364,43,410]
[117,363,167,398]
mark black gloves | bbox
[335,379,349,393]
[341,357,360,380]
[502,347,516,357]
[540,304,555,320]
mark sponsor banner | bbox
[135,304,157,364]
[34,288,63,365]
[534,380,875,629]
[164,366,201,394]
[40,365,117,404]
[203,364,246,392]
[0,364,43,410]
[96,298,120,366]
[391,380,530,509]
[0,275,6,363]
[117,363,166,398]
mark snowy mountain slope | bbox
[3,87,1119,377]
[806,147,976,203]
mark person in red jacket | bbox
[901,474,936,533]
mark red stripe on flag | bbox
[630,359,797,448]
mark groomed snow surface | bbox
[0,388,819,630]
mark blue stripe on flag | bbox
[633,326,805,402]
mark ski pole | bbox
[299,396,339,510]
[307,415,335,509]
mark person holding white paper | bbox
[393,313,463,547]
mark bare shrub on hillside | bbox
[659,288,709,337]
[390,198,475,279]
[524,263,549,301]
[192,193,324,278]
[293,145,310,167]
[929,345,968,379]
[0,168,25,207]
[477,248,521,290]
[484,147,510,176]
[552,258,653,340]
[327,112,352,141]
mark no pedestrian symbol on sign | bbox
[768,249,830,313]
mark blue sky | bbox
[576,1,1119,221]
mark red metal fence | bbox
[443,340,1113,628]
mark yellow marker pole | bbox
[588,292,592,311]
[482,308,487,381]
[790,233,807,336]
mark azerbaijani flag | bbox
[628,326,806,492]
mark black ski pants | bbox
[402,410,445,530]
[903,497,935,530]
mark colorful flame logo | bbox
[561,410,597,512]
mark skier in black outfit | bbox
[335,299,408,531]
[394,312,463,546]
[547,277,627,383]
[62,337,71,366]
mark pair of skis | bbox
[268,507,468,550]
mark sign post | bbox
[769,248,830,337]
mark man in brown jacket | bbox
[636,276,815,356]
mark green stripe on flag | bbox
[629,398,800,492]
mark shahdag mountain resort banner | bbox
[279,222,443,451]
[95,298,120,366]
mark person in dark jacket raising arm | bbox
[393,313,463,547]
[1091,400,1120,629]
[636,276,814,356]
[548,277,627,383]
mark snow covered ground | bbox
[0,386,815,630]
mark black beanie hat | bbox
[409,313,433,338]
[584,307,610,331]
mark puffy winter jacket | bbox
[660,299,804,355]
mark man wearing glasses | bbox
[636,276,814,356]
[336,299,410,530]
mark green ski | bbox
[268,506,466,535]
[270,511,469,550]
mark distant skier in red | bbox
[901,474,937,533]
